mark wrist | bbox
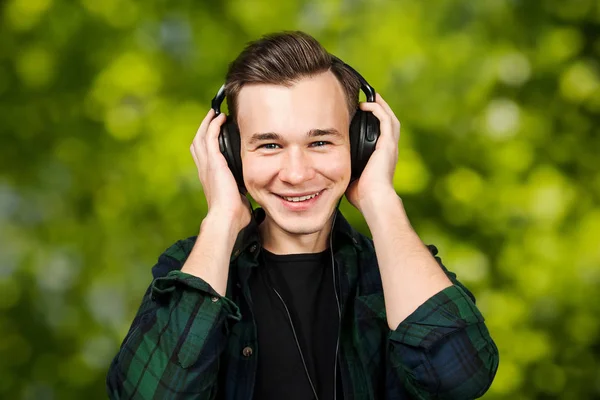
[183,214,240,296]
[201,211,245,243]
[359,187,399,215]
[362,190,411,229]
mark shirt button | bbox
[210,296,219,303]
[242,346,253,357]
[249,244,257,253]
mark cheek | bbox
[316,150,351,181]
[242,155,278,186]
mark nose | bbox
[278,147,316,185]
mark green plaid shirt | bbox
[107,209,498,399]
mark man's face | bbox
[237,71,352,242]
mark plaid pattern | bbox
[107,209,498,399]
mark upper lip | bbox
[277,190,323,197]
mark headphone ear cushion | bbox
[218,120,246,194]
[349,109,380,180]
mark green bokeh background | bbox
[1,0,599,398]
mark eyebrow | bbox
[248,128,343,144]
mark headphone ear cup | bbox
[218,120,246,194]
[349,109,380,180]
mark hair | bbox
[224,31,361,124]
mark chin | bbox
[274,217,329,236]
[258,191,340,237]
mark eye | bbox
[259,143,281,150]
[310,141,330,147]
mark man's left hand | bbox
[345,93,401,214]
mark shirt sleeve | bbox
[387,245,499,400]
[106,239,241,400]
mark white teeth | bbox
[282,191,320,202]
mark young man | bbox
[107,31,499,399]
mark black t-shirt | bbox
[249,248,341,400]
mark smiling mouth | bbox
[277,190,323,202]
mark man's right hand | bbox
[190,109,251,232]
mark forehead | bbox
[236,71,350,138]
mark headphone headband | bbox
[211,55,375,115]
[211,84,226,116]
[330,55,375,103]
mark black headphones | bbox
[211,56,380,194]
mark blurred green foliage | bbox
[1,0,599,398]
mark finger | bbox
[190,142,208,181]
[191,143,208,190]
[192,129,207,170]
[359,102,399,150]
[197,110,222,152]
[361,101,400,142]
[191,141,212,201]
[206,113,226,141]
[205,113,227,165]
[360,102,393,131]
[190,142,199,165]
[194,109,216,141]
[192,110,216,163]
[375,94,401,132]
[375,94,392,113]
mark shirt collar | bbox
[230,207,362,262]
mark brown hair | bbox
[225,31,361,123]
